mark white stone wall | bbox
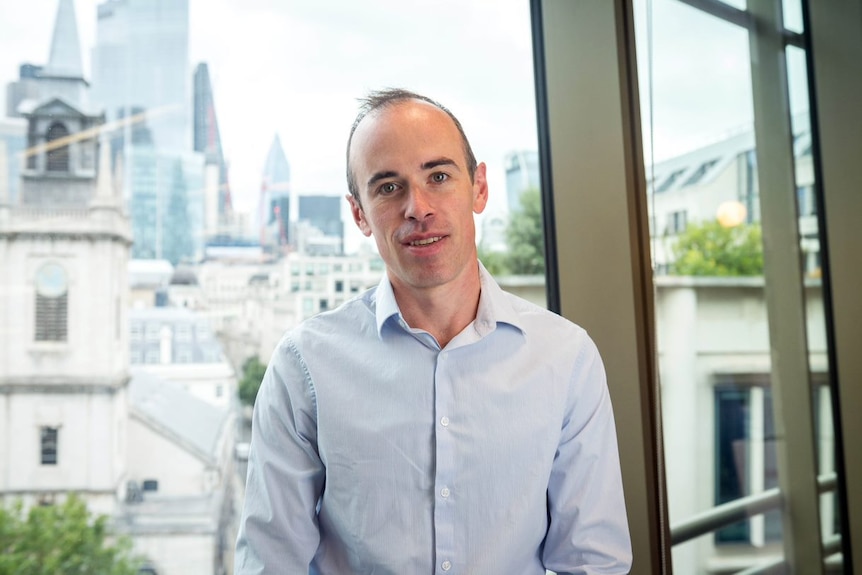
[0,234,129,381]
[127,416,213,496]
[131,532,217,575]
[656,278,828,574]
[134,363,236,409]
[0,387,127,499]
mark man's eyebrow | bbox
[367,170,399,189]
[421,157,460,172]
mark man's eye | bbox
[379,182,399,195]
[431,173,449,183]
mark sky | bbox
[0,0,810,252]
[0,0,538,253]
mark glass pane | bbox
[637,0,844,572]
[786,40,844,566]
[0,1,540,572]
[635,0,787,571]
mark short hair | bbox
[345,88,478,204]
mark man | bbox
[235,88,632,574]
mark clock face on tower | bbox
[35,262,68,298]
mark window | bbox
[715,385,781,544]
[34,263,68,342]
[666,210,687,235]
[682,158,719,187]
[175,323,192,342]
[35,292,68,341]
[40,426,58,465]
[45,122,70,172]
[142,479,159,492]
[654,169,686,193]
[175,347,192,363]
[334,280,344,293]
[796,185,817,217]
[145,323,160,341]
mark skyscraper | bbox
[504,150,540,213]
[91,0,206,264]
[193,62,232,228]
[258,134,291,249]
[298,195,344,255]
[91,0,191,152]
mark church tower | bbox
[0,0,132,516]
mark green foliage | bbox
[670,219,764,276]
[477,245,510,276]
[0,495,140,575]
[239,356,268,406]
[505,188,545,275]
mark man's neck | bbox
[390,266,482,349]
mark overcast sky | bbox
[0,0,809,250]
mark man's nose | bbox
[404,186,434,221]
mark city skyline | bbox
[0,0,538,237]
[0,0,810,254]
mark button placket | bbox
[434,348,455,575]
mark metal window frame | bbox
[805,0,862,569]
[531,0,861,573]
[531,1,669,572]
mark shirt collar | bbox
[373,261,526,339]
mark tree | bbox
[239,356,268,406]
[0,495,140,575]
[505,188,545,275]
[670,219,764,276]
[477,245,510,276]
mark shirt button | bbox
[440,416,449,427]
[442,560,452,571]
[441,487,450,498]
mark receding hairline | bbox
[348,98,454,159]
[345,89,478,204]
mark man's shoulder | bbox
[498,288,587,337]
[280,287,377,349]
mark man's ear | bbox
[472,162,489,214]
[347,194,373,237]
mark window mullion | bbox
[748,0,823,571]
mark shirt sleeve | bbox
[234,336,325,574]
[542,332,633,575]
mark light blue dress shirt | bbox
[235,263,632,574]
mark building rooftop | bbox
[129,370,229,464]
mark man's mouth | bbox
[408,236,443,246]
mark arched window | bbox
[45,122,70,172]
[34,263,68,342]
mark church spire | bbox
[44,0,84,79]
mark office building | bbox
[126,146,206,264]
[258,134,291,249]
[504,149,540,214]
[193,62,232,232]
[298,194,344,255]
[91,0,191,152]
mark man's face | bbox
[347,100,488,294]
